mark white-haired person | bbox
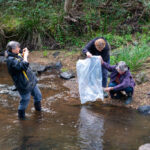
[5,41,42,119]
[82,37,111,98]
[99,56,135,104]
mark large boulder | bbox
[138,143,150,150]
[135,72,149,85]
[137,105,150,115]
[60,71,75,80]
[46,61,62,70]
[30,63,47,74]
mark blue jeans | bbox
[109,82,133,95]
[102,59,110,88]
[18,85,42,110]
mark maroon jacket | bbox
[103,62,135,91]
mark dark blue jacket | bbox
[6,51,37,94]
[82,37,110,62]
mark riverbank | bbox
[28,50,150,109]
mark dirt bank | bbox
[29,50,150,109]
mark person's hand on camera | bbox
[86,52,92,58]
[23,48,29,62]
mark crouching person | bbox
[99,56,135,104]
[5,41,42,119]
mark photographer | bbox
[5,41,42,119]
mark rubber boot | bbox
[18,109,25,119]
[125,92,133,105]
[34,101,41,111]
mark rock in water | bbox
[137,105,150,115]
[60,71,75,80]
[138,143,150,150]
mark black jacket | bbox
[82,37,110,62]
[6,51,37,94]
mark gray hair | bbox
[116,61,128,72]
[6,41,20,52]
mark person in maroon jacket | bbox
[99,56,135,104]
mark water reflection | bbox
[78,106,104,150]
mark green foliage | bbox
[43,50,48,57]
[61,68,68,72]
[0,0,150,49]
[110,42,150,71]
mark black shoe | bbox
[125,92,133,105]
[34,101,41,111]
[125,96,132,105]
[104,91,109,98]
[18,109,25,119]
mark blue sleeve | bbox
[10,58,29,71]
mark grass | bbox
[43,50,48,57]
[110,42,150,71]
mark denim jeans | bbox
[18,85,42,110]
[109,82,133,95]
[102,59,110,88]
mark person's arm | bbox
[10,58,29,71]
[102,61,116,72]
[82,38,98,56]
[104,78,129,92]
[112,78,129,91]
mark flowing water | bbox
[0,63,150,150]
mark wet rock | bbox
[0,56,6,63]
[0,84,19,97]
[0,84,7,88]
[37,84,51,89]
[8,90,19,97]
[55,61,62,69]
[138,143,150,150]
[137,105,150,115]
[8,85,17,91]
[46,61,62,70]
[0,89,9,94]
[135,72,149,85]
[30,63,47,73]
[53,51,60,58]
[60,71,75,80]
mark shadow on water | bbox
[0,63,150,150]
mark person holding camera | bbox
[5,41,42,119]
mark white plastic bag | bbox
[76,56,104,104]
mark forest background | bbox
[0,0,150,71]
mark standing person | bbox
[5,41,42,119]
[99,56,135,104]
[82,37,111,98]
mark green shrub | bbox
[110,43,150,71]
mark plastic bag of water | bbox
[76,56,104,104]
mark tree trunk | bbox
[64,0,73,14]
